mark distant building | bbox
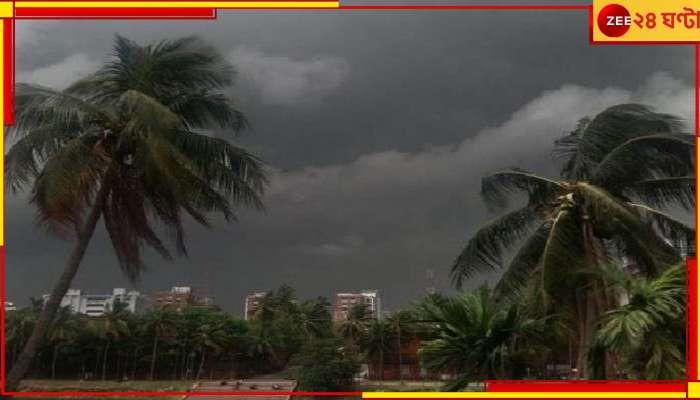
[150,286,214,312]
[4,301,16,312]
[43,288,143,317]
[333,290,381,321]
[244,292,267,320]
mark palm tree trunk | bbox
[102,341,111,381]
[51,345,59,380]
[150,334,159,381]
[379,349,384,380]
[5,180,111,391]
[397,325,403,382]
[196,349,207,380]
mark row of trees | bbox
[6,260,687,390]
[6,286,345,382]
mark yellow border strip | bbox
[15,2,339,8]
[362,392,687,399]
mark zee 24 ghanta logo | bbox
[597,2,700,38]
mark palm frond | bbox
[494,223,549,299]
[625,176,695,211]
[481,168,563,210]
[451,206,542,288]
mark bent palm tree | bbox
[5,35,267,389]
[451,104,695,377]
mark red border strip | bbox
[15,7,217,18]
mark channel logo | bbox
[597,3,631,37]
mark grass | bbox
[17,379,195,397]
[359,380,485,392]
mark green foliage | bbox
[418,286,547,390]
[295,338,361,392]
[590,263,686,379]
[5,285,337,381]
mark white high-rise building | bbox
[4,301,17,312]
[43,288,142,317]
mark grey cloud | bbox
[17,53,100,89]
[230,46,349,106]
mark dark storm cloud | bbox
[7,8,694,314]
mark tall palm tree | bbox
[419,286,546,390]
[141,306,178,380]
[386,311,415,381]
[192,321,227,380]
[5,35,267,389]
[360,319,393,380]
[91,307,130,381]
[47,307,77,379]
[450,104,694,377]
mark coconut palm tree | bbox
[47,307,78,379]
[589,263,685,379]
[91,307,130,381]
[360,319,393,380]
[419,286,546,390]
[141,306,178,380]
[337,304,369,346]
[450,104,694,377]
[5,35,267,389]
[298,297,333,339]
[192,320,227,380]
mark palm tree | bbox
[141,306,178,380]
[419,286,546,390]
[298,297,333,339]
[5,307,37,370]
[450,104,694,377]
[337,304,369,346]
[47,307,78,379]
[386,311,415,381]
[360,319,393,380]
[91,307,130,380]
[5,35,267,389]
[589,263,685,379]
[192,321,227,380]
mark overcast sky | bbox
[7,5,695,316]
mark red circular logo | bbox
[597,4,631,37]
